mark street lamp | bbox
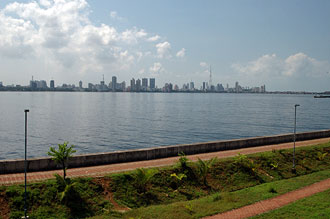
[292,104,300,173]
[23,109,29,219]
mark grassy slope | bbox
[121,170,330,219]
[252,189,330,219]
[1,142,330,219]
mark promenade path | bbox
[1,137,330,185]
[204,178,330,219]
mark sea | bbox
[0,92,329,160]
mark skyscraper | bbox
[112,76,117,91]
[136,79,141,91]
[79,81,83,89]
[130,78,135,91]
[142,78,148,90]
[50,80,55,89]
[149,78,155,89]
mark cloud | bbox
[176,48,185,58]
[147,35,160,42]
[0,0,172,80]
[149,62,162,73]
[232,53,330,78]
[109,11,123,21]
[200,62,207,67]
[156,41,171,58]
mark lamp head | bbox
[24,109,29,113]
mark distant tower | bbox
[209,65,212,90]
[79,80,83,89]
[112,76,117,91]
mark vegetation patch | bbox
[0,142,329,218]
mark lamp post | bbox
[292,104,300,173]
[24,109,29,219]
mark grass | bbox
[1,142,330,218]
[109,142,330,208]
[2,177,114,219]
[252,189,330,219]
[120,169,330,219]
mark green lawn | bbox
[119,170,330,219]
[252,189,330,219]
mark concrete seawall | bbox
[1,129,330,174]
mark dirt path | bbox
[204,178,330,219]
[1,137,329,185]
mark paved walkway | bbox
[0,137,329,185]
[204,178,330,219]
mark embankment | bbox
[1,129,330,174]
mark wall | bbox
[1,130,330,174]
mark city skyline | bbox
[0,0,330,91]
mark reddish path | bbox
[204,178,330,219]
[1,137,329,185]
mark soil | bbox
[92,177,131,213]
[0,191,10,219]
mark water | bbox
[0,92,329,160]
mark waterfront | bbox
[0,92,329,160]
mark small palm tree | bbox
[48,142,76,179]
[134,168,158,193]
[196,157,217,186]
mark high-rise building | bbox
[121,81,126,91]
[203,82,206,91]
[79,81,83,89]
[130,78,135,91]
[149,78,155,89]
[136,79,141,91]
[88,83,93,90]
[142,78,148,90]
[50,80,55,89]
[190,82,194,90]
[235,82,239,93]
[0,82,3,87]
[112,76,117,91]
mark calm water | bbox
[0,92,329,160]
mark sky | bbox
[0,0,330,91]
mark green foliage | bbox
[317,151,328,161]
[268,187,277,193]
[54,173,77,203]
[212,193,222,202]
[47,141,76,179]
[184,202,194,215]
[133,168,158,193]
[270,162,279,170]
[178,152,189,170]
[196,158,217,186]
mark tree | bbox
[48,142,76,180]
[196,157,217,186]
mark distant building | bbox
[261,85,266,93]
[216,83,224,92]
[120,81,126,91]
[190,82,194,90]
[112,76,117,91]
[203,82,206,91]
[79,81,83,89]
[235,81,239,93]
[149,78,155,89]
[136,79,141,91]
[50,80,55,89]
[88,83,93,90]
[0,82,3,87]
[142,78,148,90]
[130,78,135,91]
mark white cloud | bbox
[149,62,162,73]
[147,35,160,42]
[0,0,173,81]
[200,62,207,67]
[156,41,171,58]
[232,53,330,78]
[176,48,185,58]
